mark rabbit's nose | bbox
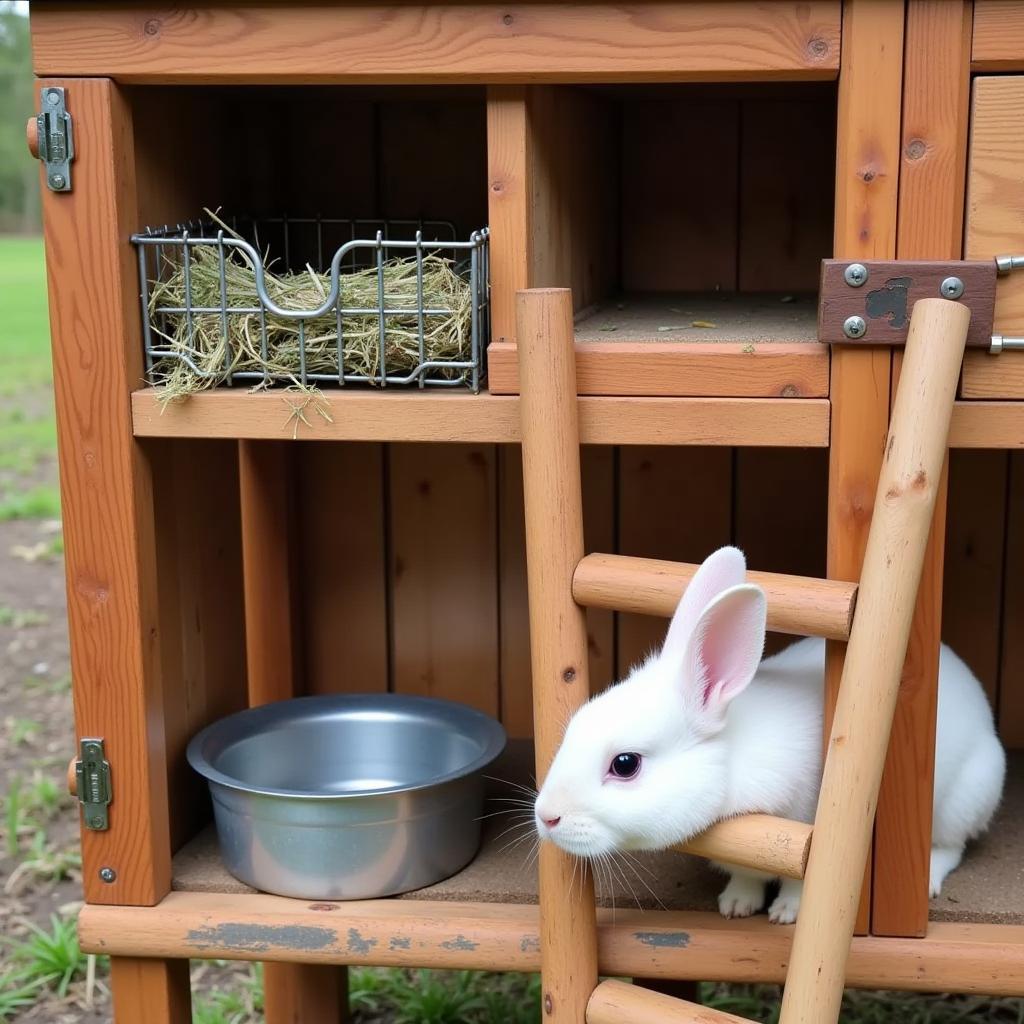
[542,815,561,829]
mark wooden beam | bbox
[110,958,191,1024]
[131,391,830,447]
[30,3,841,83]
[486,342,830,398]
[949,401,1024,447]
[573,553,856,641]
[40,77,171,907]
[78,896,1024,995]
[873,0,973,939]
[780,299,970,1023]
[972,0,1024,69]
[826,0,905,935]
[678,815,812,881]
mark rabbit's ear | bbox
[663,547,748,661]
[680,584,767,721]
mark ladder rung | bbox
[588,980,750,1024]
[679,814,811,880]
[573,553,857,641]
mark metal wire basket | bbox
[132,216,490,393]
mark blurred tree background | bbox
[0,1,39,234]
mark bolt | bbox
[502,12,513,25]
[844,263,868,287]
[843,315,867,340]
[49,174,65,189]
[88,816,103,828]
[47,90,60,105]
[940,276,965,299]
[99,867,116,883]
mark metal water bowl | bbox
[187,694,507,900]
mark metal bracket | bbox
[819,260,997,348]
[74,739,112,831]
[34,87,74,193]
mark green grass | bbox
[0,236,51,394]
[0,483,60,520]
[1,915,95,1000]
[0,405,56,472]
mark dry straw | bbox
[146,212,474,402]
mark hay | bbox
[145,214,475,401]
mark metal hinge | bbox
[74,739,112,831]
[34,87,74,193]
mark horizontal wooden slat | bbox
[973,1,1024,69]
[31,3,840,83]
[487,342,829,397]
[949,401,1024,448]
[78,895,1024,994]
[131,390,830,447]
[588,980,745,1024]
[573,553,856,640]
[961,352,1024,399]
[678,815,811,880]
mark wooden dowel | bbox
[780,299,971,1024]
[573,553,857,640]
[588,980,746,1024]
[517,288,599,1024]
[679,815,811,880]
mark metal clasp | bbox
[34,87,74,192]
[75,739,112,831]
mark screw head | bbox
[940,276,965,299]
[99,867,116,883]
[844,263,868,287]
[49,174,65,189]
[47,90,61,105]
[843,315,867,340]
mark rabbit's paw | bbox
[718,876,765,919]
[768,892,800,924]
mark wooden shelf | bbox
[488,293,829,397]
[131,389,830,446]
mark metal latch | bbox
[33,87,74,192]
[74,739,112,831]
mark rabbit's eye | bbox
[609,752,642,779]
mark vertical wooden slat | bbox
[826,0,904,935]
[499,446,615,736]
[738,92,837,293]
[389,444,499,716]
[873,0,973,938]
[733,449,829,656]
[616,448,732,676]
[110,958,191,1024]
[518,288,597,1024]
[298,443,388,696]
[1000,453,1024,749]
[942,451,1008,707]
[486,87,530,346]
[239,441,349,1022]
[622,98,739,293]
[40,77,169,906]
[154,440,247,852]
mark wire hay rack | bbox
[133,214,490,395]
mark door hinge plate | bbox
[75,738,111,831]
[35,87,74,193]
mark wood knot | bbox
[913,469,928,490]
[562,667,576,683]
[544,994,554,1015]
[905,138,927,161]
[308,903,339,912]
[807,37,830,60]
[502,12,514,25]
[490,180,505,195]
[781,384,799,398]
[143,18,161,36]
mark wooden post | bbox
[239,441,348,1024]
[872,0,974,938]
[517,289,598,1024]
[780,298,971,1024]
[111,958,191,1024]
[827,0,905,933]
[588,980,743,1024]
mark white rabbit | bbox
[534,546,1006,924]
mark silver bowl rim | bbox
[186,693,507,801]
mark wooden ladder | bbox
[516,288,971,1024]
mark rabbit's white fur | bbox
[535,546,1006,924]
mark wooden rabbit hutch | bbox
[25,0,1024,1020]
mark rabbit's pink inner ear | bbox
[687,586,767,711]
[664,547,748,657]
